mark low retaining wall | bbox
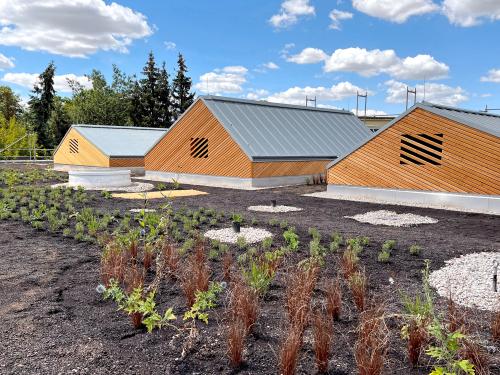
[68,169,131,188]
[54,163,145,176]
[145,171,310,190]
[326,185,500,215]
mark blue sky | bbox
[1,0,500,115]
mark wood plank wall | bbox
[145,100,253,177]
[53,128,109,167]
[109,157,144,168]
[252,160,329,177]
[327,108,500,195]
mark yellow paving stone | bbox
[112,189,207,199]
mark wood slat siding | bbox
[109,157,144,168]
[327,108,500,195]
[252,160,329,177]
[54,128,109,167]
[145,100,253,177]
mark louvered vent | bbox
[69,139,79,154]
[190,137,208,158]
[400,133,443,165]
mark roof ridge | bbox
[72,124,167,131]
[200,95,354,115]
[421,101,500,119]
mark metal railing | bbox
[0,148,54,161]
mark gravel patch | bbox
[129,208,157,213]
[247,205,303,213]
[345,210,438,227]
[429,252,500,311]
[204,227,273,244]
[51,181,154,192]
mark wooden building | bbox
[326,102,500,213]
[54,125,167,175]
[145,96,371,189]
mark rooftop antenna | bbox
[305,96,317,108]
[356,91,367,122]
[484,105,500,112]
[406,86,417,110]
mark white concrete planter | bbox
[68,169,132,188]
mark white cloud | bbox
[263,62,279,70]
[246,89,270,100]
[442,0,500,27]
[352,0,439,23]
[318,47,448,80]
[269,0,315,28]
[195,66,248,94]
[481,69,500,83]
[329,9,354,30]
[164,41,176,50]
[353,109,388,116]
[287,47,328,64]
[2,72,92,93]
[0,54,15,70]
[0,0,153,57]
[266,81,371,106]
[385,79,468,107]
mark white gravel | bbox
[204,227,273,244]
[345,210,438,227]
[51,181,154,192]
[429,252,500,311]
[247,205,303,213]
[129,208,157,213]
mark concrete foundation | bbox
[54,163,145,176]
[68,169,132,188]
[145,171,311,190]
[325,185,500,215]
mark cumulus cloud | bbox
[265,81,371,106]
[352,108,388,116]
[195,66,248,94]
[481,69,500,83]
[164,41,176,50]
[442,0,500,27]
[329,9,354,30]
[246,89,270,100]
[289,47,449,80]
[269,0,315,28]
[385,79,468,107]
[287,47,328,64]
[0,54,15,70]
[263,62,279,70]
[2,72,92,93]
[352,0,439,23]
[0,0,153,57]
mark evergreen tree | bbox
[29,62,55,148]
[139,51,160,127]
[129,79,143,126]
[48,97,71,146]
[157,62,172,127]
[0,86,22,120]
[172,53,195,120]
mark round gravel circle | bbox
[204,227,273,244]
[429,252,500,311]
[247,205,303,213]
[345,210,438,227]
[51,181,154,192]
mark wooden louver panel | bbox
[400,133,443,165]
[190,137,208,158]
[69,139,79,154]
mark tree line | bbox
[0,51,195,153]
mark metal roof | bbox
[70,124,167,157]
[326,101,500,169]
[200,96,371,161]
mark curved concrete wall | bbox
[68,169,131,188]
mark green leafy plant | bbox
[101,190,113,199]
[268,218,279,227]
[261,237,273,251]
[378,250,391,263]
[171,178,181,190]
[409,244,421,256]
[283,227,299,251]
[236,236,247,250]
[279,220,289,230]
[183,281,223,324]
[308,227,321,241]
[232,213,243,223]
[382,240,397,252]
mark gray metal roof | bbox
[200,96,371,161]
[70,124,167,157]
[326,101,500,169]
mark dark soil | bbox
[1,167,499,374]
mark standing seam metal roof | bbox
[326,101,500,169]
[69,124,167,157]
[200,96,371,161]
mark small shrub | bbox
[409,244,421,256]
[261,236,273,250]
[286,265,319,332]
[227,319,246,368]
[236,236,247,250]
[232,213,243,223]
[325,277,342,321]
[62,228,72,237]
[208,248,218,260]
[283,227,299,251]
[229,278,259,333]
[162,241,180,277]
[308,227,321,241]
[312,309,332,373]
[382,240,396,252]
[268,218,279,227]
[460,339,490,375]
[100,190,112,199]
[349,269,367,312]
[183,281,223,324]
[279,326,302,375]
[279,220,289,229]
[181,240,210,307]
[377,250,391,263]
[330,231,343,245]
[341,247,359,279]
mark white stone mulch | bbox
[129,208,157,213]
[204,227,273,244]
[51,181,154,192]
[247,205,303,213]
[429,252,500,312]
[345,210,438,227]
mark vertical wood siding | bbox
[53,128,109,167]
[109,157,144,168]
[327,108,500,195]
[145,100,253,178]
[252,160,329,177]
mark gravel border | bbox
[247,205,303,213]
[429,252,500,311]
[204,227,273,244]
[345,210,438,227]
[51,181,154,192]
[129,208,157,213]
